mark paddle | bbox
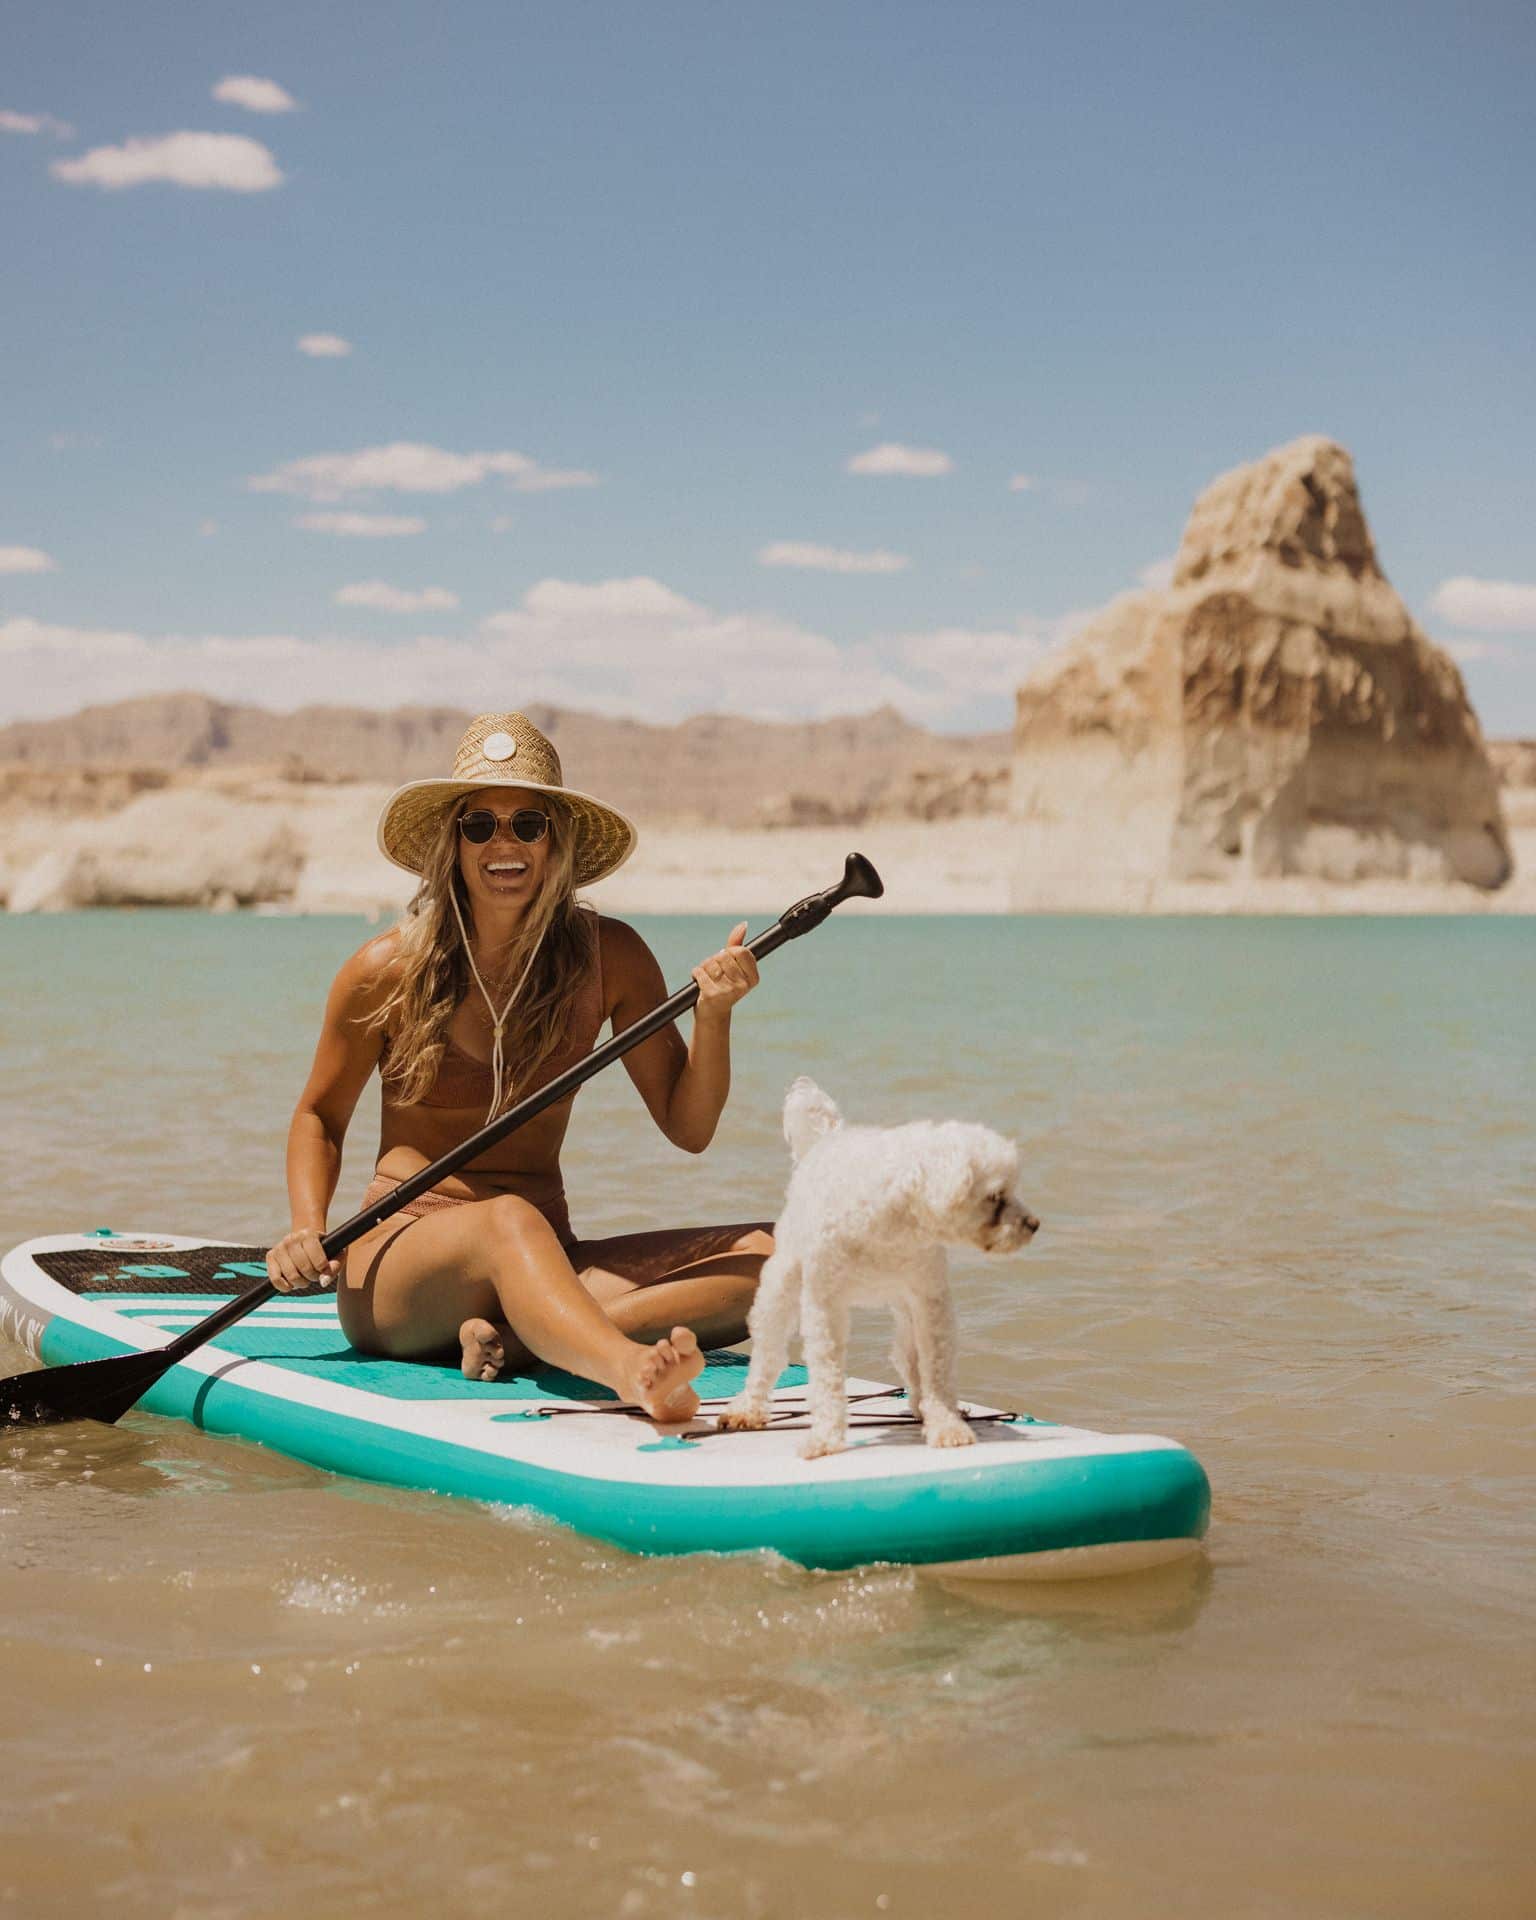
[2,853,884,1428]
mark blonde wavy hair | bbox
[368,795,596,1118]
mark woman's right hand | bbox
[267,1228,341,1293]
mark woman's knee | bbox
[481,1193,558,1257]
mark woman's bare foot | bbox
[624,1326,704,1422]
[460,1317,506,1383]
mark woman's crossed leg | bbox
[335,1193,739,1421]
[462,1218,774,1381]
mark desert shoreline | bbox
[3,783,1533,918]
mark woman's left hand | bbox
[691,922,759,1022]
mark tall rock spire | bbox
[1010,437,1511,905]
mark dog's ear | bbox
[908,1143,977,1222]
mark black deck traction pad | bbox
[34,1245,274,1297]
[25,1243,1028,1429]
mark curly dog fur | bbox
[719,1078,1039,1458]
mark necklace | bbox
[448,888,542,1125]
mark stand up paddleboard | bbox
[2,1230,1210,1581]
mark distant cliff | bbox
[1,594,1529,914]
[0,697,1009,830]
[1010,436,1512,907]
[0,704,1012,913]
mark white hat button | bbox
[482,731,517,762]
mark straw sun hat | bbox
[376,711,637,885]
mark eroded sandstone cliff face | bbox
[1010,436,1511,905]
[0,700,1010,830]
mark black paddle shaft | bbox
[2,852,883,1426]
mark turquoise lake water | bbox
[1,910,1532,1917]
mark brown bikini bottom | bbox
[359,1173,577,1249]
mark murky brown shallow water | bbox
[3,913,1532,1918]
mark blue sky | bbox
[3,0,1533,734]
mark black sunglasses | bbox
[457,807,551,846]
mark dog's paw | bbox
[924,1418,976,1449]
[800,1432,845,1460]
[716,1402,770,1432]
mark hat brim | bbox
[376,775,638,885]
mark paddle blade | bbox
[1,1350,169,1428]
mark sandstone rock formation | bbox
[0,775,408,916]
[750,764,1008,828]
[1010,436,1512,906]
[874,765,1009,822]
[1488,739,1536,793]
[5,787,304,912]
[1488,740,1536,837]
[0,699,1010,831]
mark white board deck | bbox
[2,1230,1211,1580]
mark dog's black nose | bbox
[1024,1213,1040,1233]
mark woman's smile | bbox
[458,787,549,901]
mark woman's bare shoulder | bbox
[587,912,665,1013]
[333,926,407,1012]
[587,912,650,968]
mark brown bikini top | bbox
[384,909,606,1110]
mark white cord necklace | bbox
[448,887,542,1125]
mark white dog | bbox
[718,1078,1039,1458]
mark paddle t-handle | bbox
[751,851,882,960]
[2,853,884,1426]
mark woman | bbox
[265,711,774,1425]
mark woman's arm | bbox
[604,918,759,1153]
[269,938,390,1290]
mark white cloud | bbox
[250,441,597,501]
[511,467,601,493]
[0,620,395,720]
[297,333,353,358]
[0,578,1081,729]
[0,607,894,726]
[334,581,460,613]
[1137,555,1176,591]
[52,132,284,192]
[0,546,57,574]
[846,442,953,478]
[0,616,172,661]
[296,512,426,537]
[1444,639,1515,666]
[518,577,700,619]
[1010,473,1093,506]
[758,542,909,575]
[893,623,1056,700]
[1429,577,1536,635]
[480,581,923,721]
[213,75,299,114]
[477,579,1064,726]
[1,109,75,138]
